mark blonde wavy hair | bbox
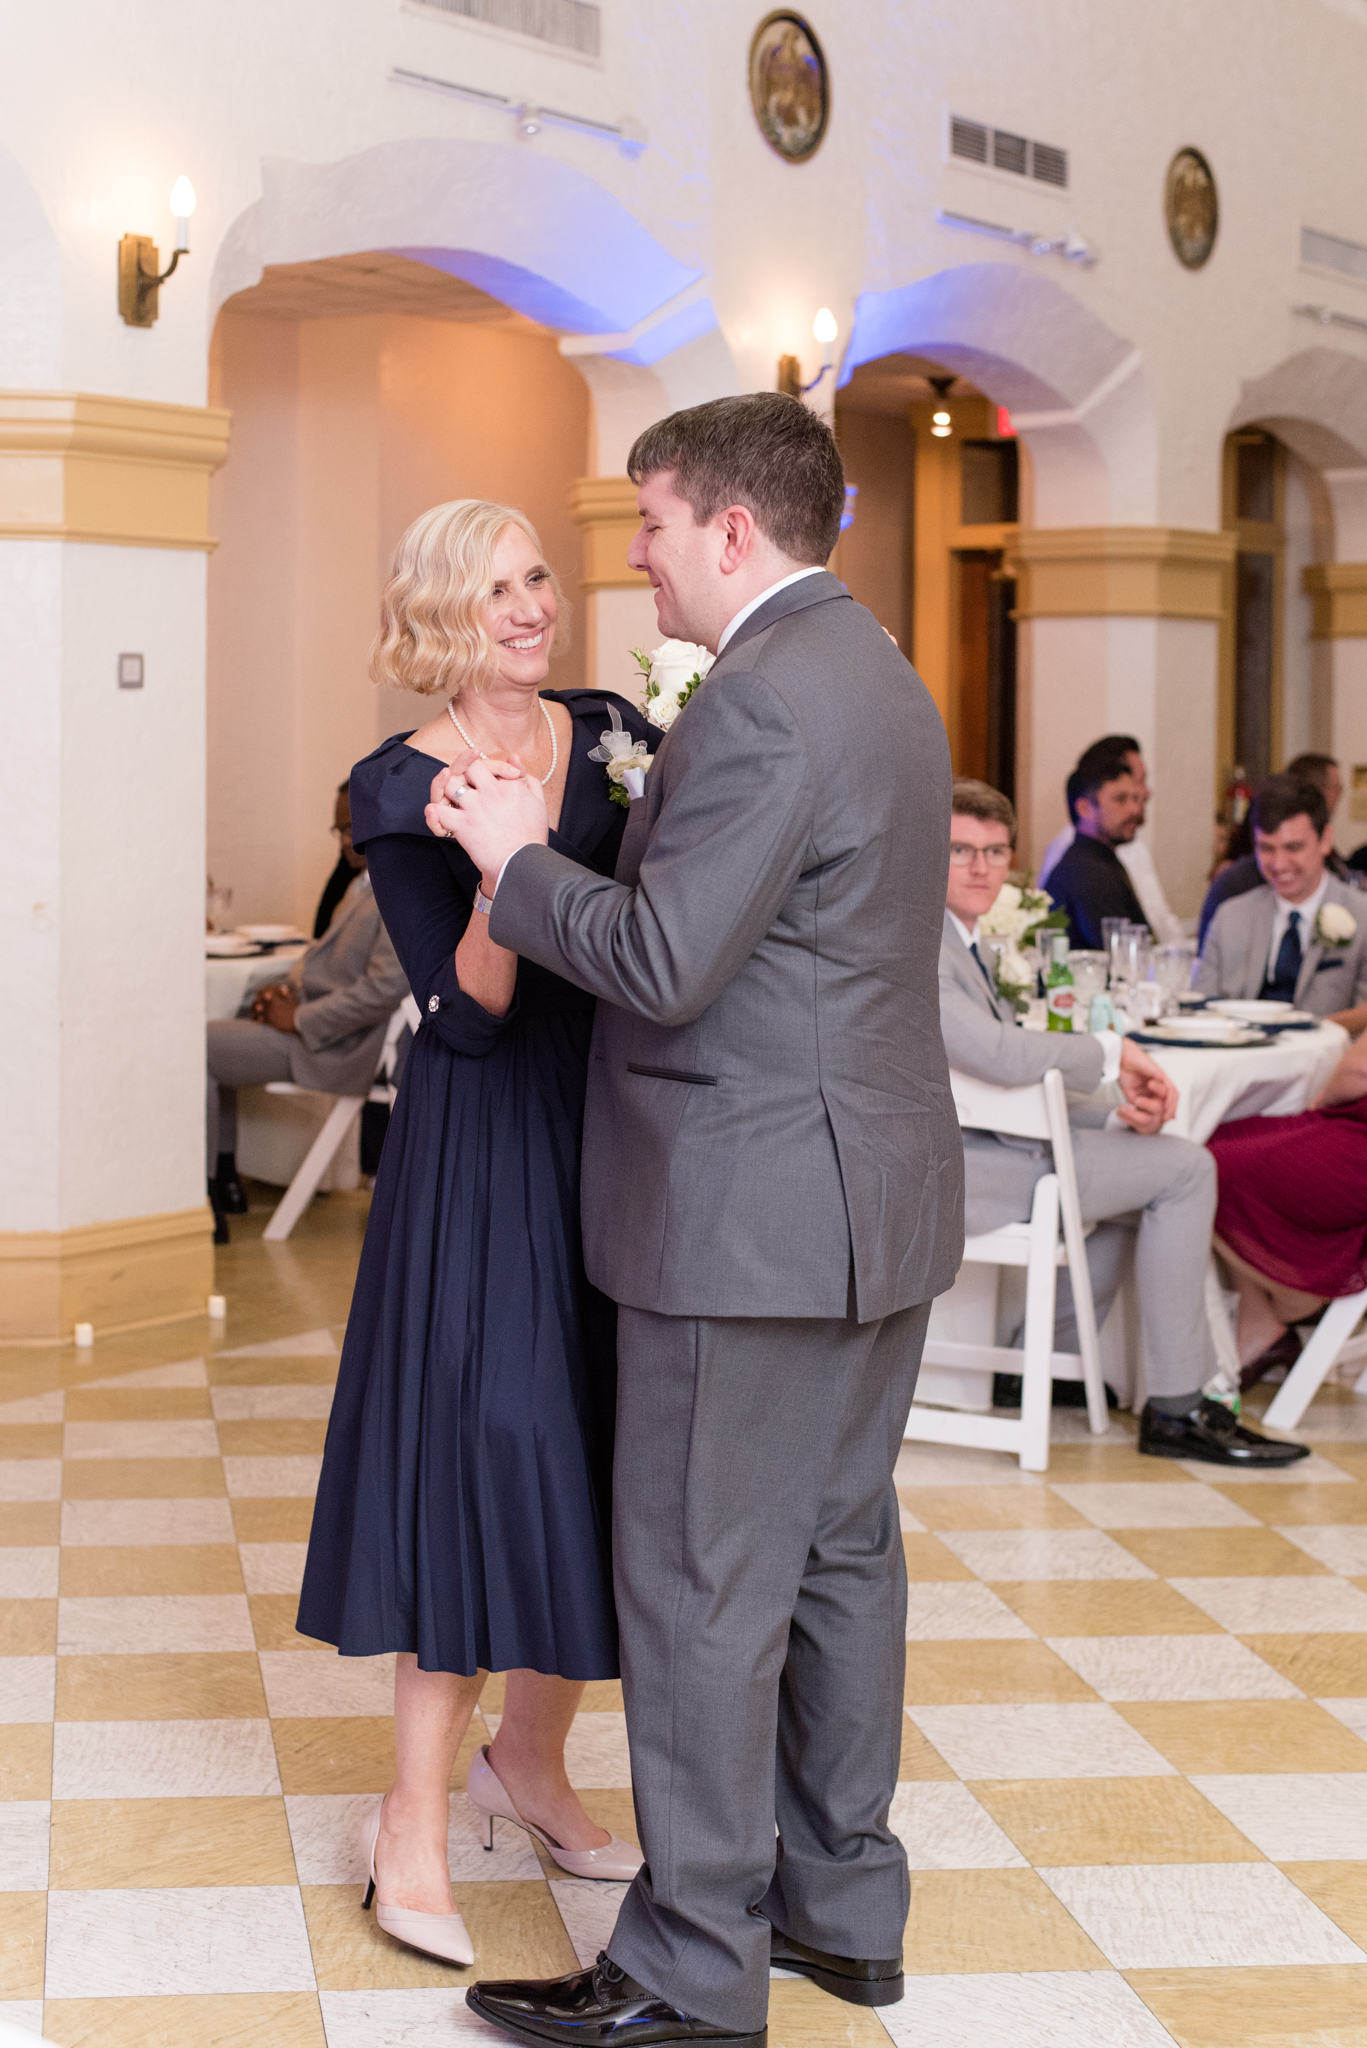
[370,499,569,698]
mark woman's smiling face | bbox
[487,523,558,685]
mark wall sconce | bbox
[777,308,840,398]
[928,374,954,438]
[118,176,196,327]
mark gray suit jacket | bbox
[282,874,409,1096]
[1194,873,1367,1016]
[489,571,965,1321]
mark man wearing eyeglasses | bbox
[939,778,1307,1465]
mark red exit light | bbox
[997,407,1015,438]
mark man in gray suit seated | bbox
[1196,771,1367,1023]
[207,861,407,1240]
[942,778,1306,1469]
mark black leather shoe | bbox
[1240,1327,1303,1392]
[770,1927,903,2007]
[1138,1395,1309,1467]
[207,1182,230,1247]
[467,1955,765,2045]
[213,1158,249,1214]
[993,1372,1118,1411]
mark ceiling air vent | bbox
[950,114,1068,190]
[419,0,601,59]
[1302,226,1367,286]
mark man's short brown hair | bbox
[627,393,846,565]
[951,778,1017,845]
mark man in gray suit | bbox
[1196,772,1367,1022]
[943,779,1307,1471]
[433,394,963,2047]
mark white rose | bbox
[649,640,715,697]
[1318,903,1357,945]
[993,882,1023,914]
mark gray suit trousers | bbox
[206,1018,295,1171]
[606,1300,931,2032]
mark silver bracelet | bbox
[474,886,494,916]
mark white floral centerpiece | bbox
[1316,902,1356,948]
[978,880,1067,1013]
[593,640,717,809]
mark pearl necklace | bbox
[447,697,558,785]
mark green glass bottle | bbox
[1044,932,1077,1032]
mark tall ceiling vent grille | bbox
[1302,226,1367,285]
[419,0,601,58]
[950,115,1068,189]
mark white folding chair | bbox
[906,1066,1109,1471]
[262,995,420,1242]
[1260,1288,1367,1431]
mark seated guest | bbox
[1211,1025,1367,1388]
[207,859,408,1241]
[314,779,365,937]
[1195,771,1367,1022]
[1039,735,1187,943]
[942,778,1306,1464]
[1044,753,1151,950]
[1199,752,1346,947]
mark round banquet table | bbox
[205,942,308,1022]
[1141,1020,1349,1144]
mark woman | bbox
[1210,1026,1367,1386]
[297,500,655,1965]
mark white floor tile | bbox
[0,2003,47,2042]
[0,1392,64,1425]
[1051,1481,1258,1529]
[239,1542,308,1593]
[52,1719,281,1798]
[0,1804,49,1891]
[1292,1404,1367,1440]
[211,1384,334,1420]
[0,1462,60,1503]
[285,1791,541,1885]
[1190,1772,1367,1860]
[908,1704,1176,1781]
[895,1445,1043,1487]
[0,1550,58,1598]
[1168,1574,1367,1633]
[905,1583,1035,1642]
[61,1420,220,1460]
[222,1455,323,1497]
[59,1497,236,1546]
[1320,1697,1367,1742]
[0,1658,56,1723]
[258,1649,395,1718]
[44,1885,316,1997]
[879,1971,1180,2048]
[938,1529,1155,1581]
[1039,1861,1366,1968]
[888,1781,1027,1869]
[548,1877,631,1968]
[561,1712,632,1788]
[1046,1634,1301,1702]
[85,1359,207,1389]
[216,1328,338,1358]
[1178,1452,1356,1483]
[1278,1525,1367,1575]
[318,1990,490,2045]
[899,1504,925,1533]
[56,1594,254,1655]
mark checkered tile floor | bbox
[5,1194,1367,2046]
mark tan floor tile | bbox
[59,1545,245,1596]
[1241,1632,1367,1696]
[768,1976,894,2045]
[0,1724,51,1798]
[576,1788,639,1847]
[905,1640,1099,1704]
[994,1579,1222,1636]
[901,1533,974,1579]
[42,1993,326,2047]
[1281,1864,1367,1951]
[1313,1446,1367,1480]
[1117,1699,1367,1774]
[0,1892,45,1999]
[0,1597,56,1653]
[61,1458,225,1499]
[302,1876,574,1987]
[276,1718,399,1794]
[903,1868,1106,1972]
[232,1498,316,1543]
[63,1388,214,1422]
[1113,1527,1330,1577]
[1036,1444,1176,1485]
[0,1501,60,1545]
[899,1713,956,1780]
[0,1424,63,1459]
[902,1486,1090,1530]
[1214,1481,1367,1526]
[55,1651,267,1720]
[207,1356,338,1386]
[48,1794,297,1887]
[974,1775,1264,1866]
[1125,1964,1367,2047]
[250,1595,330,1650]
[216,1419,329,1457]
[475,1673,624,1713]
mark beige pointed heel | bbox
[465,1743,643,1881]
[360,1799,475,1967]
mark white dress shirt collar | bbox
[715,566,825,656]
[947,911,981,951]
[1267,873,1327,974]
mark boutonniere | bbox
[633,639,716,731]
[587,702,652,811]
[1316,902,1357,948]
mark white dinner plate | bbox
[1140,1019,1266,1046]
[235,924,303,943]
[1208,999,1315,1024]
[205,934,259,956]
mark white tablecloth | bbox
[205,943,308,1022]
[1143,1022,1348,1144]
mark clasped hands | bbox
[425,749,550,892]
[1115,1038,1178,1135]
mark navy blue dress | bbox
[297,690,656,1677]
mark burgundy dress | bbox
[1210,1096,1367,1297]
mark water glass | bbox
[1102,917,1129,988]
[1153,942,1195,1009]
[1069,949,1109,1014]
[1122,923,1152,991]
[206,883,234,934]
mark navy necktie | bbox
[969,941,998,997]
[1266,909,1302,1002]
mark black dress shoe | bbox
[213,1169,249,1216]
[1138,1395,1309,1467]
[467,1955,765,2045]
[993,1372,1118,1412]
[1240,1327,1303,1392]
[207,1182,230,1247]
[770,1927,903,2007]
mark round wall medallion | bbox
[749,12,829,164]
[1165,146,1218,270]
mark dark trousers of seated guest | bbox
[206,1018,296,1176]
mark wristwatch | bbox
[474,885,494,916]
